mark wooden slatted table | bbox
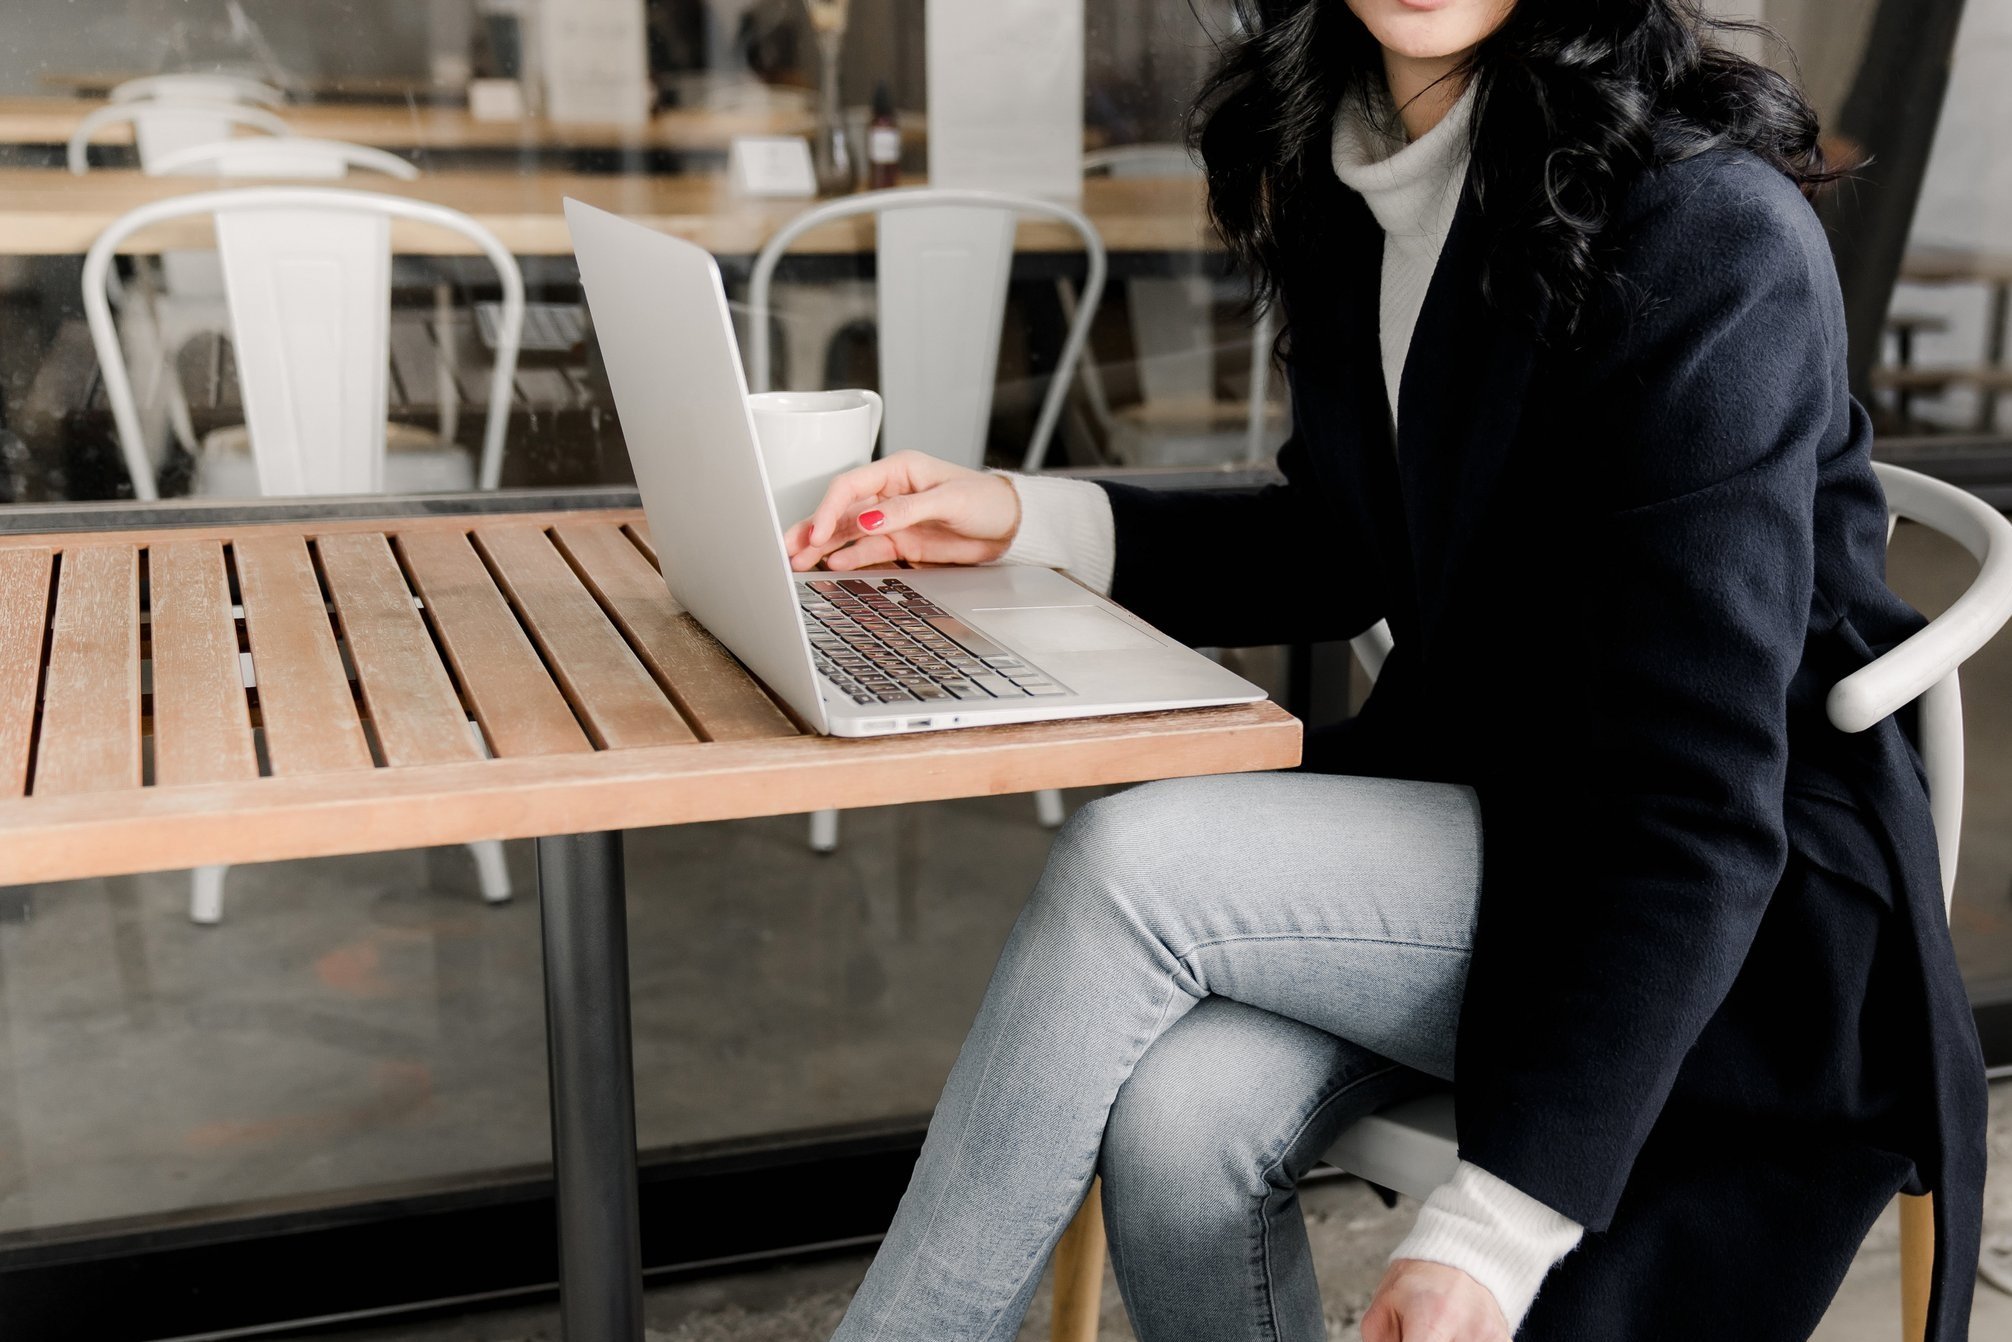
[0,499,1299,1341]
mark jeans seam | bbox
[1255,1061,1409,1341]
[1173,930,1470,964]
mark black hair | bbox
[1192,1,1831,336]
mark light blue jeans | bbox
[830,771,1485,1342]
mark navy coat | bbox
[1095,149,1989,1338]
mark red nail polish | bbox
[858,510,886,531]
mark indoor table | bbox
[0,166,1215,258]
[0,494,1300,1339]
[0,92,848,157]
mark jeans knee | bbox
[1101,1045,1276,1213]
[1040,779,1221,918]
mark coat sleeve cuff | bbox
[1390,1160,1584,1331]
[989,472,1117,596]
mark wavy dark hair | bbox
[1192,0,1831,336]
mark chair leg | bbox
[809,809,841,854]
[1900,1192,1934,1342]
[164,362,201,458]
[435,282,461,446]
[468,841,512,903]
[1035,788,1067,829]
[190,865,228,925]
[1050,1177,1107,1342]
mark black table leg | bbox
[537,831,643,1341]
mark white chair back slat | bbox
[1085,143,1282,465]
[876,206,1017,467]
[1917,670,1964,910]
[746,187,1106,474]
[1127,274,1218,406]
[84,187,525,501]
[214,208,392,496]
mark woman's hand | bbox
[1361,1259,1512,1342]
[784,450,1022,572]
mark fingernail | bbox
[858,510,886,531]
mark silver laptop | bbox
[564,198,1265,737]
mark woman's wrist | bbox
[1390,1160,1583,1331]
[988,472,1118,595]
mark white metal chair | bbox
[69,92,291,470]
[84,187,525,923]
[110,74,285,107]
[748,186,1107,473]
[749,187,1108,852]
[99,137,460,489]
[147,136,419,182]
[1053,145,1281,470]
[1047,461,2012,1342]
[67,100,288,176]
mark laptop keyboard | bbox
[797,577,1069,706]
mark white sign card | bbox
[728,136,819,199]
[467,78,527,123]
[925,0,1084,200]
[540,0,652,126]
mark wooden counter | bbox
[0,167,1218,258]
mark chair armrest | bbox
[1828,464,2012,733]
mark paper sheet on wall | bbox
[540,0,651,126]
[926,0,1084,200]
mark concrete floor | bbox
[0,531,2007,1339]
[309,1082,2012,1341]
[0,792,1069,1231]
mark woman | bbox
[787,2,1988,1338]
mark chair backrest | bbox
[68,100,289,176]
[147,137,419,181]
[1348,462,2012,911]
[111,74,284,107]
[746,187,1107,473]
[83,187,524,501]
[1085,143,1280,465]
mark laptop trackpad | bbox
[970,605,1163,656]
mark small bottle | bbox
[867,81,901,191]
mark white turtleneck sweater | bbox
[992,82,1584,1329]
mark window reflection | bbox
[0,0,2005,1272]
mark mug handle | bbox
[859,389,884,458]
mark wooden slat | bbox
[0,506,649,556]
[551,521,797,742]
[0,549,53,798]
[317,532,482,769]
[34,544,139,795]
[149,540,257,787]
[0,701,1302,884]
[473,525,695,749]
[626,520,662,568]
[232,534,373,776]
[397,530,591,759]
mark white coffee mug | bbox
[747,389,884,529]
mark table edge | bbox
[0,702,1302,885]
